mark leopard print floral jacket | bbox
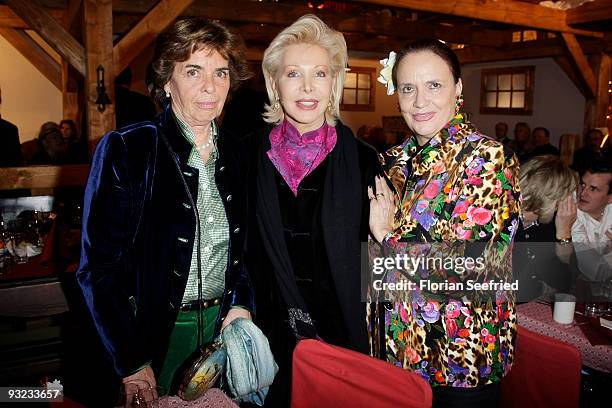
[368,115,521,388]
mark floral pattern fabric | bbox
[370,114,521,388]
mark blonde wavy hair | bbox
[519,155,578,224]
[261,14,347,126]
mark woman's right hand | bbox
[122,365,158,407]
[368,176,396,243]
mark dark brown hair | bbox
[392,39,462,87]
[146,17,251,105]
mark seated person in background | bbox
[559,133,582,168]
[513,121,532,161]
[114,66,157,128]
[573,128,609,174]
[29,122,69,165]
[514,155,578,301]
[523,126,559,161]
[0,86,22,167]
[572,159,612,281]
[495,121,513,148]
[60,119,88,163]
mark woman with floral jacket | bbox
[369,39,521,407]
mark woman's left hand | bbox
[555,194,577,240]
[221,307,252,331]
[368,176,396,243]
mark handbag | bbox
[176,341,227,401]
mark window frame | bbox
[479,66,535,115]
[340,66,376,112]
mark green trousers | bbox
[157,305,220,395]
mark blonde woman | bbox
[247,14,379,405]
[514,155,578,301]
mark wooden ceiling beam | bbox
[113,0,193,75]
[84,0,115,147]
[561,32,597,98]
[358,0,604,38]
[566,1,612,26]
[5,0,86,75]
[110,0,511,48]
[63,0,82,29]
[0,27,61,89]
[0,5,64,29]
[454,37,605,64]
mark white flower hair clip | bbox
[378,51,397,96]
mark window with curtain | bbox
[480,66,535,115]
[340,67,376,112]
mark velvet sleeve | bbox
[77,131,149,377]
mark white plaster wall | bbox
[340,57,398,134]
[462,58,586,145]
[0,36,62,143]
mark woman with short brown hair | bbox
[78,16,253,403]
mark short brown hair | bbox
[146,17,251,105]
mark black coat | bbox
[247,121,379,353]
[77,105,254,377]
[0,117,22,167]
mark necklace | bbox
[196,125,214,151]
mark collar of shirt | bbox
[173,112,219,163]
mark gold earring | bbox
[273,99,280,110]
[165,90,170,98]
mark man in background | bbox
[114,67,157,128]
[523,126,559,161]
[0,86,22,167]
[572,159,612,283]
[513,122,532,162]
[573,129,608,174]
[495,121,514,149]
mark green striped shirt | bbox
[174,114,228,302]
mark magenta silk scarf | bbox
[267,119,337,196]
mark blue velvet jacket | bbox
[77,105,254,377]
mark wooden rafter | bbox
[62,0,82,29]
[108,0,512,49]
[0,5,64,29]
[359,0,604,38]
[5,0,86,75]
[0,27,61,89]
[455,37,607,64]
[595,53,610,129]
[113,0,193,75]
[61,0,82,126]
[561,32,597,98]
[566,1,612,26]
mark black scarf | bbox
[256,122,364,346]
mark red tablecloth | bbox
[518,302,612,373]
